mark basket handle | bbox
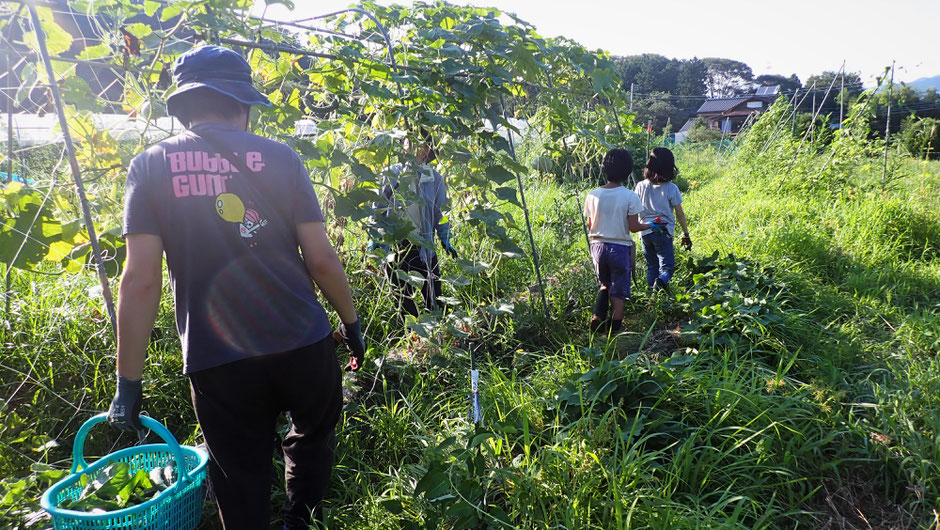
[71,413,192,484]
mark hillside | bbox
[910,74,940,91]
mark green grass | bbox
[2,118,939,528]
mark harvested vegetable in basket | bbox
[57,461,176,512]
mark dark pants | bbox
[386,243,441,317]
[189,335,342,530]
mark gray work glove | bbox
[108,375,144,433]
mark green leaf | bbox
[493,186,519,205]
[438,43,465,58]
[77,43,111,61]
[414,463,447,500]
[38,11,74,56]
[483,301,514,316]
[144,0,160,17]
[469,432,493,448]
[382,499,404,515]
[494,238,524,258]
[160,3,183,21]
[456,259,488,275]
[591,67,616,94]
[485,166,515,185]
[124,23,153,39]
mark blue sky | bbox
[252,0,940,86]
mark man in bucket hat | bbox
[108,45,366,529]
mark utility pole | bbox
[882,61,895,187]
[629,83,634,112]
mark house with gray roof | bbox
[677,85,780,138]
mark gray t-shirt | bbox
[123,122,331,373]
[634,180,683,236]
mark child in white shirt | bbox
[583,149,660,333]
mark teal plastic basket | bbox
[41,413,208,529]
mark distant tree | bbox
[899,116,939,158]
[868,82,940,134]
[676,57,707,97]
[923,88,939,106]
[701,58,753,97]
[754,73,801,94]
[686,117,723,143]
[614,54,673,94]
[805,71,864,99]
[631,91,679,132]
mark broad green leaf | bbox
[161,3,184,21]
[493,186,519,205]
[125,22,153,39]
[22,9,74,56]
[144,0,160,17]
[77,43,112,61]
[485,165,515,185]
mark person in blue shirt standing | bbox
[634,147,692,291]
[372,129,457,318]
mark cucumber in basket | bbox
[55,461,176,512]
[41,413,208,530]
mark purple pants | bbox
[590,242,632,300]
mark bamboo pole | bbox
[25,1,117,336]
[4,51,11,317]
[839,65,845,125]
[3,3,23,319]
[882,61,894,187]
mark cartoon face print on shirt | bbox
[216,192,268,246]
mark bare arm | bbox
[297,221,358,323]
[116,234,164,381]
[627,214,652,233]
[674,204,690,235]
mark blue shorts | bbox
[590,242,631,300]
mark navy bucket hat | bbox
[166,45,271,117]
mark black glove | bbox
[681,234,692,251]
[108,375,144,433]
[335,319,366,371]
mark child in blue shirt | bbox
[634,147,692,291]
